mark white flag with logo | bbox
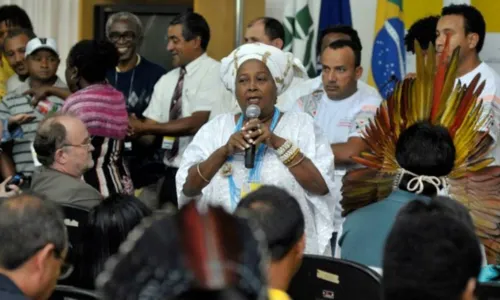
[283,0,322,77]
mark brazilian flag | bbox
[368,0,406,99]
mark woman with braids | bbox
[62,40,132,197]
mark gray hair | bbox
[105,12,143,39]
[0,194,67,270]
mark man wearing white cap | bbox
[0,37,67,179]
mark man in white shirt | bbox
[3,28,36,93]
[293,39,382,251]
[282,25,379,111]
[437,4,500,164]
[128,12,223,207]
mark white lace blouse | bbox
[176,111,336,255]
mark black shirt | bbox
[106,56,167,187]
[0,273,28,299]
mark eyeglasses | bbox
[108,31,136,42]
[28,244,74,280]
[63,136,93,149]
[54,250,74,280]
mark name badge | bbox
[124,142,132,150]
[240,182,262,199]
[162,136,175,150]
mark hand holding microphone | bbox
[223,105,273,168]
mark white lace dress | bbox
[176,111,336,255]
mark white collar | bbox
[115,54,141,72]
[184,52,208,75]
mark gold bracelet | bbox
[197,163,210,183]
[284,148,300,165]
[287,154,306,168]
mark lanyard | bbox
[227,107,280,209]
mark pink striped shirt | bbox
[62,84,128,139]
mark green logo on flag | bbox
[284,3,317,77]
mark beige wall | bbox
[79,0,265,61]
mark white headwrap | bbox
[220,43,308,96]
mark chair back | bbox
[477,282,500,299]
[50,285,100,300]
[288,255,382,300]
[59,204,91,286]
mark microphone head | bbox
[245,104,261,119]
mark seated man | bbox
[0,194,69,300]
[236,186,305,300]
[280,25,379,112]
[0,37,68,179]
[339,121,456,267]
[293,39,382,245]
[31,114,102,209]
[383,197,482,300]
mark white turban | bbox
[220,43,308,96]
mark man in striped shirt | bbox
[0,37,66,178]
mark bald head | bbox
[245,17,285,49]
[34,114,79,167]
[34,114,94,176]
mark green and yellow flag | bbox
[368,0,405,99]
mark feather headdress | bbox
[341,37,500,263]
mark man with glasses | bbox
[0,193,71,299]
[0,37,67,181]
[31,114,102,209]
[105,12,166,209]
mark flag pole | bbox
[235,0,244,48]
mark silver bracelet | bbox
[277,140,292,156]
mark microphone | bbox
[244,104,261,169]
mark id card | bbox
[240,182,262,199]
[162,136,175,150]
[124,142,132,150]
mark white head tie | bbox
[220,43,307,96]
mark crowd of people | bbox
[0,2,498,300]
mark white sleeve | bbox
[210,88,240,119]
[175,116,224,207]
[143,76,167,122]
[476,81,500,145]
[294,113,336,254]
[188,65,223,114]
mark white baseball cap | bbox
[25,37,59,57]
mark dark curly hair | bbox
[404,16,439,53]
[68,40,119,83]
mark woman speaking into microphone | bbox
[176,43,336,255]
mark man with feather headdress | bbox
[339,28,500,268]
